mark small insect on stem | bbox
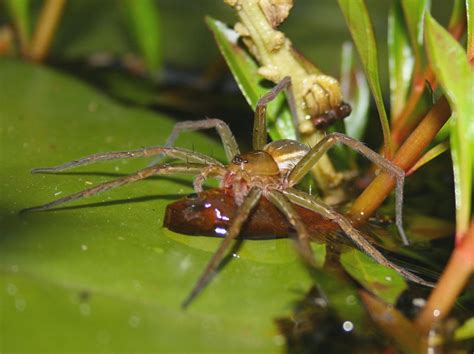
[23,77,432,308]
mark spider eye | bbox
[232,155,248,165]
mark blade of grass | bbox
[205,16,296,141]
[468,0,474,64]
[337,0,393,157]
[425,13,474,238]
[121,0,162,73]
[340,42,369,141]
[406,140,449,176]
[388,1,414,121]
[5,0,31,53]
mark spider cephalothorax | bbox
[23,77,432,308]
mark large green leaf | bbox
[425,14,474,234]
[0,59,316,353]
[337,0,393,155]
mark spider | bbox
[23,77,432,308]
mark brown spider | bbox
[23,77,432,307]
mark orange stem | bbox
[28,0,66,62]
[414,218,474,334]
[349,96,450,225]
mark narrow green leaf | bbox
[407,141,449,175]
[388,1,414,120]
[340,42,369,140]
[468,0,474,62]
[205,16,296,141]
[340,247,407,305]
[337,0,393,156]
[122,0,162,72]
[401,0,430,73]
[454,317,474,340]
[425,14,474,234]
[5,0,31,50]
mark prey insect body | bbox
[23,77,433,308]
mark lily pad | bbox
[0,59,316,353]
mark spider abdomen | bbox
[263,139,309,174]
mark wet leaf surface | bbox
[0,59,315,353]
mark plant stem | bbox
[28,0,66,62]
[414,218,474,334]
[349,96,450,225]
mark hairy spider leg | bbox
[32,146,224,173]
[21,164,210,213]
[182,187,262,309]
[253,76,299,150]
[288,132,409,246]
[149,119,240,166]
[284,188,434,287]
[267,190,316,267]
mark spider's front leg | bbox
[182,187,262,308]
[152,118,240,165]
[288,132,410,245]
[253,76,298,150]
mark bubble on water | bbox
[129,315,141,328]
[15,298,26,312]
[6,283,17,296]
[80,303,91,316]
[342,321,354,332]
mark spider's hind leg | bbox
[288,132,409,246]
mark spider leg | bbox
[181,187,262,309]
[253,76,298,150]
[21,163,216,213]
[283,188,434,287]
[32,146,223,174]
[152,118,240,165]
[267,190,316,267]
[288,132,409,245]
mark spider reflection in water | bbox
[23,77,432,307]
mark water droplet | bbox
[129,315,141,328]
[6,283,17,296]
[153,247,164,254]
[433,309,441,317]
[180,256,191,271]
[81,244,88,251]
[342,321,354,332]
[385,276,392,282]
[232,253,240,259]
[15,298,26,312]
[80,303,91,316]
[345,295,356,305]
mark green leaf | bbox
[337,0,393,156]
[454,317,474,340]
[0,59,316,352]
[340,42,369,141]
[388,1,414,120]
[468,0,474,61]
[407,141,449,176]
[340,247,407,305]
[121,0,162,72]
[425,14,474,234]
[400,0,430,74]
[205,16,296,141]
